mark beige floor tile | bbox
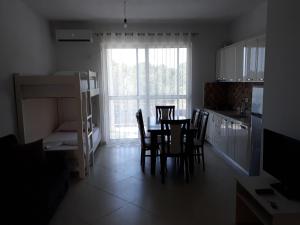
[49,143,238,225]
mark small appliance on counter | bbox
[249,86,263,176]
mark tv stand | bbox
[270,183,300,201]
[236,175,300,225]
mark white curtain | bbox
[99,33,192,142]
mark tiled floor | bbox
[49,142,242,225]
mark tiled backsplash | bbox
[204,83,230,110]
[204,82,263,111]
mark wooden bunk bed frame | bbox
[14,71,100,178]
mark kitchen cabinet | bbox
[235,123,250,171]
[206,112,214,144]
[208,113,230,155]
[256,36,265,82]
[216,49,224,81]
[244,38,258,81]
[216,35,265,82]
[235,42,245,82]
[223,46,236,81]
[213,114,223,150]
[206,110,251,174]
[216,46,236,81]
[219,117,229,154]
[227,120,236,159]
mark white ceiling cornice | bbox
[22,0,266,23]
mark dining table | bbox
[147,116,197,176]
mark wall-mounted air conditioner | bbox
[55,29,93,42]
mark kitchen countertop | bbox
[205,108,251,126]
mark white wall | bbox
[0,0,55,136]
[229,2,267,42]
[263,0,300,140]
[52,21,228,109]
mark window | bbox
[107,47,190,140]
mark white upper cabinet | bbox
[216,46,236,81]
[235,42,245,82]
[216,49,223,81]
[256,36,266,82]
[244,38,258,81]
[216,35,265,82]
[223,46,236,81]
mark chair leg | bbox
[201,146,205,171]
[161,155,166,183]
[184,156,189,183]
[196,147,201,164]
[189,152,194,176]
[141,149,145,172]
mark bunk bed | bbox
[14,70,101,178]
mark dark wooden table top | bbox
[147,116,192,132]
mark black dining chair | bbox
[155,105,175,122]
[136,109,151,172]
[160,119,191,183]
[136,109,160,172]
[191,108,202,127]
[192,111,209,171]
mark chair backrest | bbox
[195,111,209,146]
[136,109,146,148]
[156,106,175,121]
[161,119,190,154]
[191,108,202,127]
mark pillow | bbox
[43,141,63,149]
[56,121,78,132]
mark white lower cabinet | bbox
[220,117,229,154]
[206,113,214,144]
[235,123,250,171]
[213,114,222,150]
[206,110,250,174]
[227,121,236,160]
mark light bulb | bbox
[123,18,127,28]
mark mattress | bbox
[43,127,100,151]
[92,127,100,143]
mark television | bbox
[263,129,300,200]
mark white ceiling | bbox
[22,0,265,22]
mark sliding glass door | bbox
[107,47,190,140]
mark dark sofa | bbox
[1,134,69,225]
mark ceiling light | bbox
[123,1,128,29]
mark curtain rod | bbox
[93,32,199,37]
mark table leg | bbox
[150,133,157,176]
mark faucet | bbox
[240,98,248,116]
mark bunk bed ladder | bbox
[82,91,94,176]
[87,90,95,167]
